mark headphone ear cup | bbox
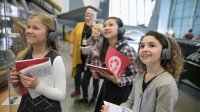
[161,48,167,61]
[118,27,125,37]
[48,19,59,41]
[162,36,171,61]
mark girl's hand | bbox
[92,47,99,57]
[97,69,121,84]
[101,104,110,112]
[91,69,100,79]
[19,73,39,89]
[10,68,20,87]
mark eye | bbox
[139,44,144,48]
[108,23,113,26]
[33,26,39,30]
[149,44,155,47]
[27,25,30,29]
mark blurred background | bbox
[0,0,200,112]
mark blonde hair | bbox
[28,13,58,50]
[91,23,103,36]
[29,13,56,32]
[16,48,30,61]
[17,13,58,60]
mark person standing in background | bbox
[184,29,194,40]
[10,13,66,112]
[76,23,103,108]
[68,8,96,97]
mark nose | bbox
[102,27,106,33]
[103,26,108,32]
[142,47,148,52]
[143,50,147,53]
[104,25,109,29]
[26,28,33,33]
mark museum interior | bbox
[0,0,200,112]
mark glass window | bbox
[109,0,156,26]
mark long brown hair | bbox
[100,17,125,62]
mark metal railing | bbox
[33,0,62,15]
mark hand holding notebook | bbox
[87,46,131,78]
[80,46,93,54]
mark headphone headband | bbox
[161,35,171,61]
[165,36,171,59]
[48,18,59,41]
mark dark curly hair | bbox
[136,31,183,78]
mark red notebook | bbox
[16,58,49,71]
[86,64,113,75]
[87,47,131,78]
[105,47,131,78]
[16,57,50,95]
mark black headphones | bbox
[104,17,126,39]
[161,35,171,61]
[118,27,125,38]
[48,18,59,41]
[116,17,125,39]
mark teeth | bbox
[142,54,149,57]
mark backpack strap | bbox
[23,50,59,65]
[45,50,60,65]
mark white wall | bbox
[83,0,101,8]
[54,0,69,13]
[54,0,101,13]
